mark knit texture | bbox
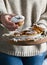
[0,0,47,56]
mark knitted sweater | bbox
[0,0,47,56]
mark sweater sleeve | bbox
[0,0,7,13]
[34,6,47,53]
[34,6,47,32]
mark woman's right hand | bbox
[1,14,18,31]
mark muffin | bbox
[11,15,25,26]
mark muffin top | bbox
[11,15,25,23]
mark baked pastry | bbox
[32,25,43,34]
[11,15,25,26]
[20,30,37,36]
[3,24,44,43]
[13,25,43,36]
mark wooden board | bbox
[7,36,47,46]
[0,24,47,45]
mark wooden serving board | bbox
[0,24,47,45]
[7,36,47,46]
[0,35,47,45]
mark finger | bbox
[5,15,12,22]
[5,20,14,26]
[6,22,18,28]
[5,25,16,31]
[5,14,16,25]
[7,14,16,21]
[5,16,15,26]
[3,19,19,29]
[4,24,18,31]
[7,27,16,31]
[14,25,18,29]
[6,25,18,29]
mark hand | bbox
[1,14,18,31]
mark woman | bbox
[0,0,47,65]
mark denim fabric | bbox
[0,52,46,65]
